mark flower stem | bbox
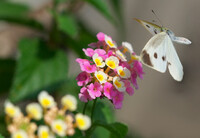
[91,98,97,123]
[82,102,88,115]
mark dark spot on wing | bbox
[141,50,153,66]
[168,62,171,66]
[154,29,157,34]
[162,56,166,61]
[146,24,150,28]
[154,53,157,59]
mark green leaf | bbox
[93,101,115,124]
[0,1,44,31]
[84,0,114,24]
[0,133,5,138]
[9,38,68,102]
[109,122,128,138]
[0,59,16,93]
[57,14,78,38]
[0,1,29,17]
[0,17,45,31]
[86,121,128,138]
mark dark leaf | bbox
[0,59,15,93]
[9,38,68,102]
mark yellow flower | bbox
[117,66,131,78]
[26,103,42,120]
[94,71,108,84]
[38,91,56,108]
[12,130,28,138]
[113,76,126,92]
[61,95,77,111]
[105,56,119,69]
[51,119,67,137]
[105,35,117,48]
[75,113,91,131]
[92,53,105,68]
[4,100,21,118]
[38,125,54,138]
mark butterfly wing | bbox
[135,18,162,35]
[166,38,184,81]
[171,36,192,45]
[140,32,168,73]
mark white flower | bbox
[113,76,126,92]
[38,91,56,108]
[26,103,42,120]
[12,130,28,138]
[117,66,131,78]
[38,125,55,138]
[75,113,91,131]
[122,42,134,53]
[4,100,21,118]
[92,53,105,68]
[105,56,119,69]
[61,95,77,111]
[94,71,108,84]
[105,35,117,48]
[51,119,67,137]
[116,50,127,61]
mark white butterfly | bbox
[135,19,192,81]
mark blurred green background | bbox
[0,0,199,138]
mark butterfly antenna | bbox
[151,10,163,27]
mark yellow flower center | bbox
[30,108,38,116]
[64,100,73,108]
[131,55,138,60]
[114,80,121,88]
[95,58,101,66]
[107,40,114,47]
[55,124,62,132]
[77,118,85,127]
[41,99,50,107]
[119,69,125,76]
[6,107,15,116]
[107,60,116,69]
[41,131,49,138]
[96,74,104,82]
[16,134,22,138]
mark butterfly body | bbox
[135,18,191,81]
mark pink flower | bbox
[87,82,103,99]
[83,48,94,57]
[133,61,144,79]
[103,82,113,99]
[130,72,138,89]
[76,71,91,86]
[94,49,106,58]
[76,58,96,73]
[111,89,124,109]
[126,86,134,96]
[79,87,92,102]
[88,41,105,48]
[97,32,105,41]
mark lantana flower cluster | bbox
[76,32,144,109]
[5,91,91,138]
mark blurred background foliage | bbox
[0,0,139,137]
